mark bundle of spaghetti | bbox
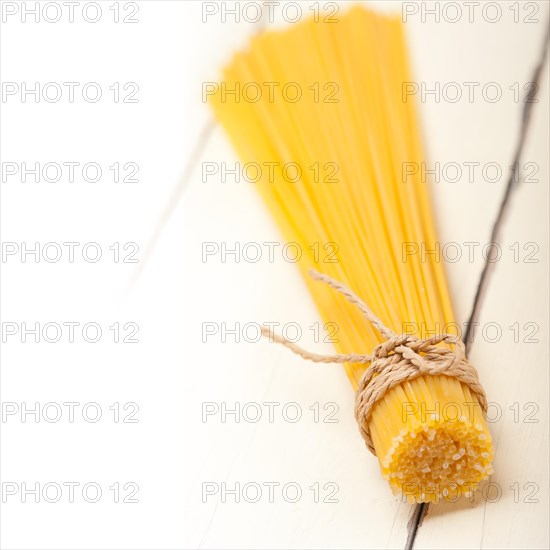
[209,6,493,502]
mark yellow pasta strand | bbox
[209,6,493,503]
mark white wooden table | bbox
[1,1,548,548]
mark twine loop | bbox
[262,269,488,455]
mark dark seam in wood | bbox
[405,502,428,550]
[405,21,549,550]
[463,23,550,350]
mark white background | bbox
[1,1,549,549]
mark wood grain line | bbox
[128,119,215,289]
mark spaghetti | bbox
[209,5,494,502]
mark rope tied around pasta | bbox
[261,269,488,455]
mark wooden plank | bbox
[412,31,549,550]
[179,126,413,549]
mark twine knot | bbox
[262,269,488,455]
[355,332,486,454]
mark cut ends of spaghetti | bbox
[374,385,494,503]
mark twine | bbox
[261,269,488,454]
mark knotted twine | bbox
[261,269,488,454]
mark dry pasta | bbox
[209,5,494,503]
